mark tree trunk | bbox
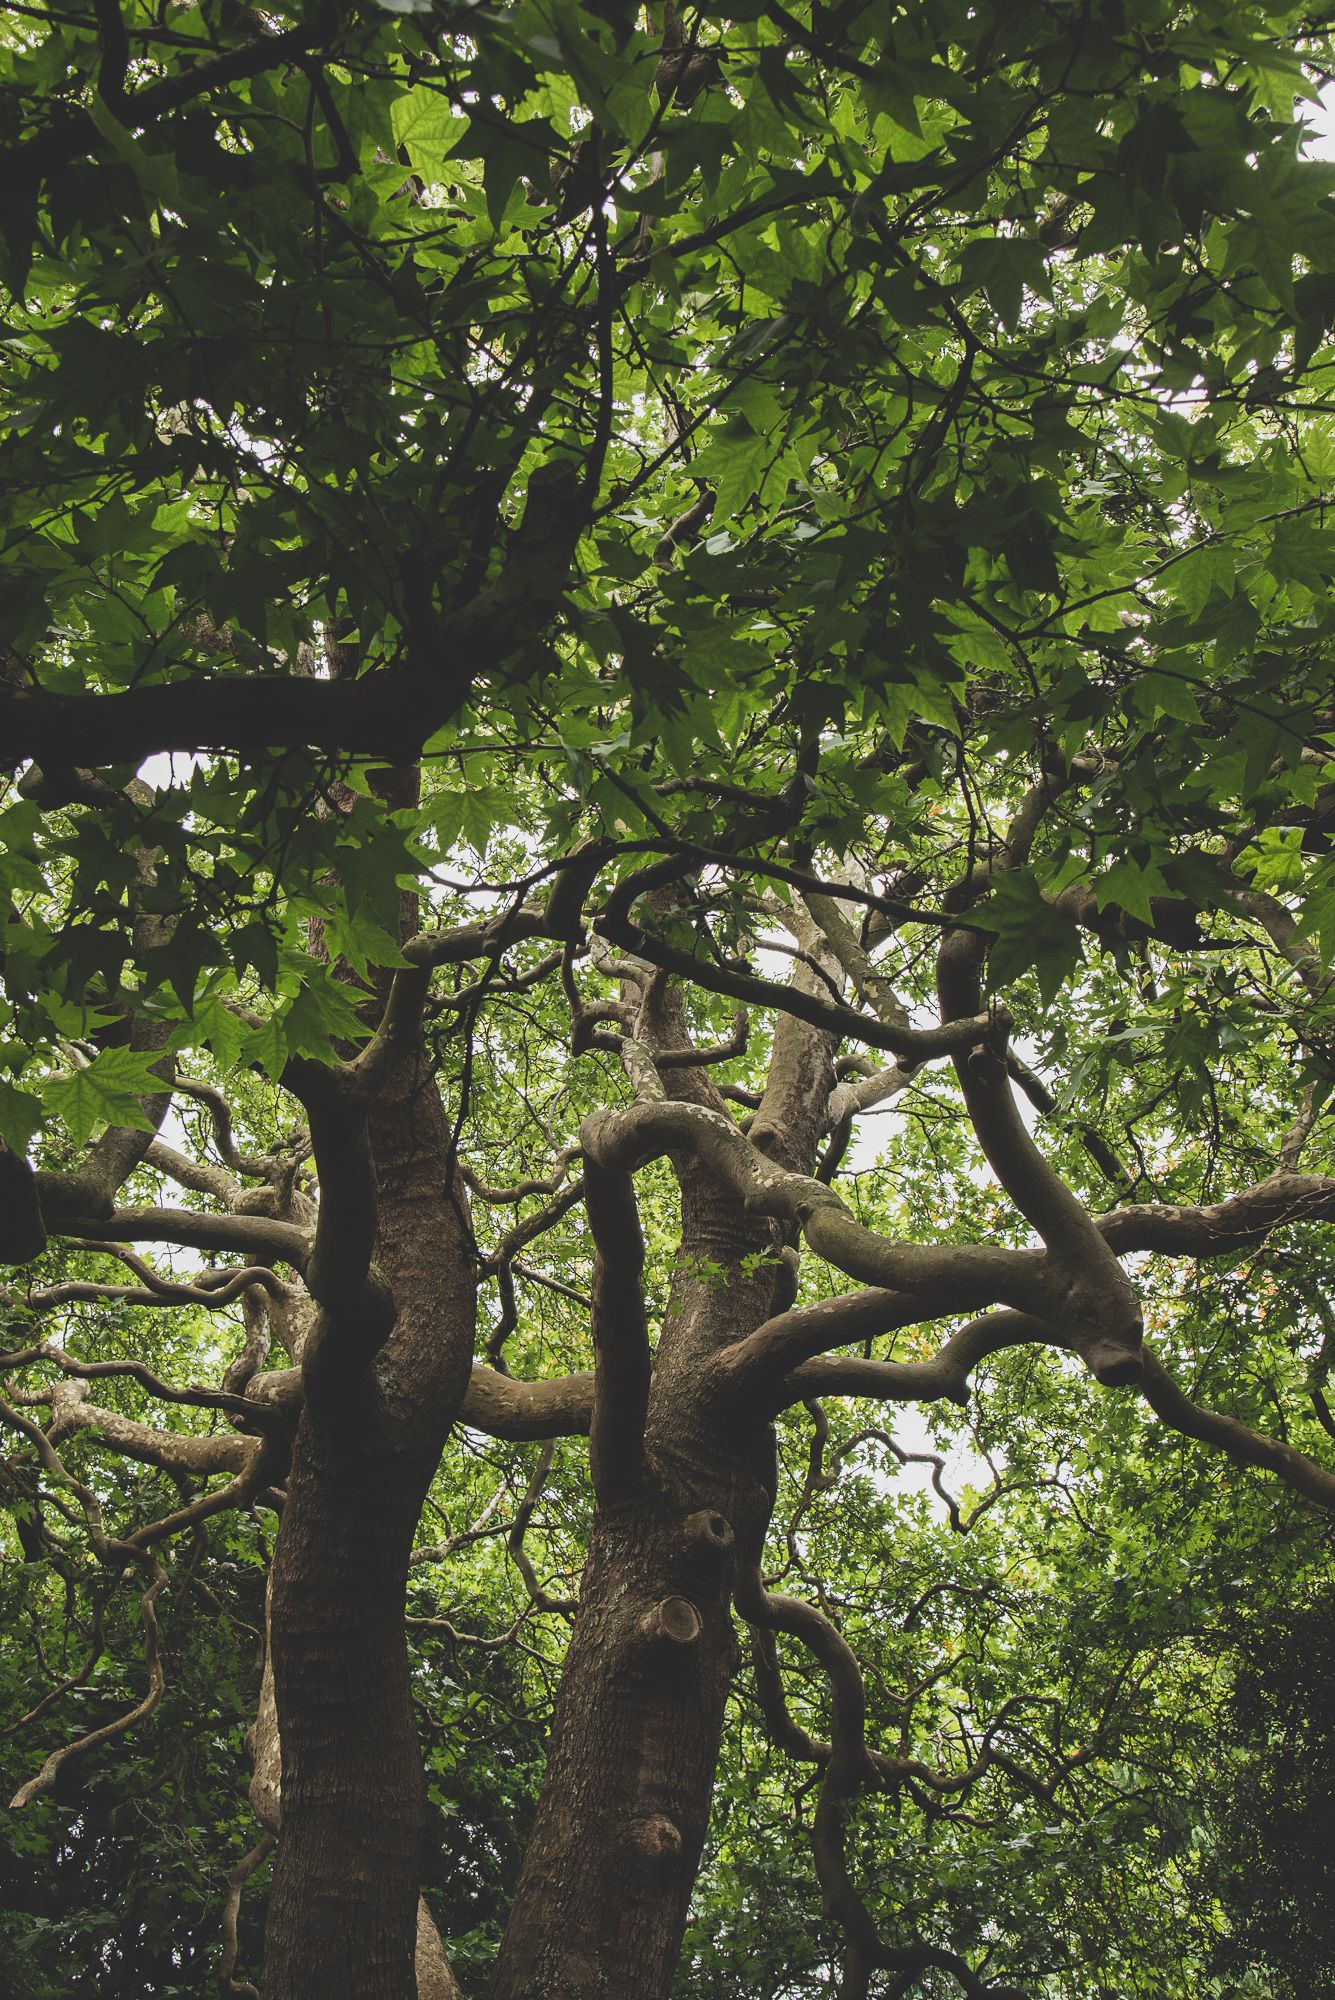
[489,1237,779,2000]
[263,1055,476,2000]
[491,941,838,2000]
[250,1582,466,2000]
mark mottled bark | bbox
[415,1902,467,2000]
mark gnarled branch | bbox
[584,1159,651,1504]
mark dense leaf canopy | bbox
[3,1,1335,1996]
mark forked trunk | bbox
[491,951,837,2000]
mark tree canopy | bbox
[3,1,1335,1996]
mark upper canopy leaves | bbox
[3,0,1335,1145]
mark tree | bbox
[4,0,1335,1995]
[1207,1580,1335,1993]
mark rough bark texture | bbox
[490,970,837,2000]
[250,1585,464,2000]
[489,1232,778,2000]
[264,1052,476,2000]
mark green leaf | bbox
[956,237,1052,331]
[42,1047,167,1147]
[690,424,772,525]
[1095,858,1169,927]
[1133,665,1203,723]
[1168,544,1235,616]
[975,875,1084,1007]
[0,1080,42,1153]
[391,87,465,172]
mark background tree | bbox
[4,1,1335,1997]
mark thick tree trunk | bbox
[491,938,838,2000]
[264,1057,476,2000]
[249,1585,464,2000]
[489,1237,779,2000]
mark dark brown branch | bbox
[775,1329,1335,1513]
[6,9,339,196]
[802,889,912,1031]
[511,1258,591,1308]
[1140,1345,1335,1509]
[732,1558,878,1991]
[5,458,591,772]
[481,1258,517,1372]
[542,843,608,943]
[279,1071,392,1374]
[1279,1078,1332,1172]
[751,1617,1078,1801]
[597,909,995,1063]
[479,1166,589,1374]
[236,1346,594,1444]
[2,673,423,784]
[402,904,549,968]
[0,1601,109,1739]
[733,1548,945,1999]
[51,1205,309,1269]
[1098,1172,1335,1256]
[461,1148,581,1205]
[47,1378,260,1476]
[430,947,566,1020]
[23,1262,287,1313]
[0,1396,182,1810]
[174,1076,275,1177]
[935,926,1142,1384]
[218,1832,276,2000]
[0,1392,110,1551]
[584,1159,651,1504]
[25,941,177,1249]
[129,1454,278,1552]
[1003,1052,1128,1191]
[10,1558,167,1810]
[743,1623,1035,1998]
[11,1341,286,1432]
[774,1311,1056,1411]
[345,966,431,1099]
[582,1098,1054,1326]
[143,1139,240,1204]
[654,1007,749,1070]
[91,0,129,107]
[825,1060,917,1133]
[0,1142,46,1262]
[482,1176,586,1270]
[719,1289,927,1399]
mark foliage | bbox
[0,1464,268,1998]
[1207,1583,1335,1994]
[5,0,1335,1107]
[4,0,1335,1995]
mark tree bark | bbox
[488,1241,779,2000]
[263,1052,476,2000]
[492,970,838,2000]
[250,1581,466,2000]
[416,1901,467,2000]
